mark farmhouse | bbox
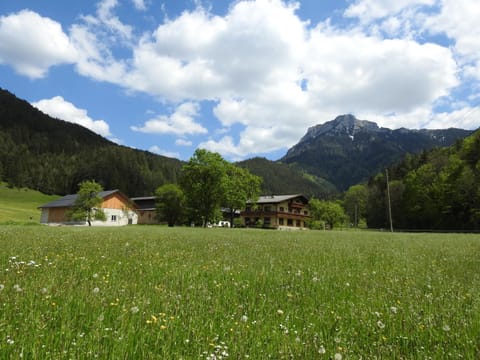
[39,190,138,226]
[241,194,310,229]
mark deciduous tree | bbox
[67,180,106,226]
[155,184,185,227]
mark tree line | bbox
[341,130,480,231]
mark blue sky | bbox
[1,0,479,161]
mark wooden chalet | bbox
[240,194,310,229]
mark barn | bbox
[38,190,138,226]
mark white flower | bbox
[318,345,326,354]
[277,309,284,315]
[92,273,99,279]
[390,306,398,314]
[7,338,14,345]
[442,324,451,332]
[92,287,100,294]
[13,284,22,292]
[240,315,248,322]
[130,306,139,314]
[334,353,342,360]
[0,284,4,291]
[377,320,385,329]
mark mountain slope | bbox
[237,157,336,197]
[366,128,480,230]
[281,114,473,191]
[0,88,183,196]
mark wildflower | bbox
[390,306,398,314]
[334,353,342,360]
[92,273,99,279]
[312,276,319,282]
[318,345,326,354]
[13,284,22,292]
[160,325,167,330]
[377,320,385,329]
[443,324,451,332]
[40,287,48,294]
[130,306,139,314]
[241,315,248,322]
[0,284,4,291]
[92,287,100,294]
[6,338,14,345]
[277,309,284,315]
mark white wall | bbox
[91,208,138,226]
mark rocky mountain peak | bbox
[300,114,381,143]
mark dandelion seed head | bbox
[241,315,248,322]
[318,345,326,354]
[377,320,385,329]
[390,306,398,314]
[334,353,342,360]
[92,287,100,294]
[443,324,451,332]
[130,306,139,314]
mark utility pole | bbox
[386,169,393,232]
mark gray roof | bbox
[251,194,308,204]
[39,190,119,208]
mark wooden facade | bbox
[240,194,310,229]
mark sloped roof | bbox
[251,194,309,204]
[39,190,120,208]
[130,196,156,211]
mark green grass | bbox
[0,183,59,224]
[0,226,479,359]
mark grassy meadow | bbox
[0,183,59,224]
[0,226,479,359]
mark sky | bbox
[0,0,479,161]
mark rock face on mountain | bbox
[281,114,473,191]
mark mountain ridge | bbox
[282,114,473,191]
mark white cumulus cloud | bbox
[0,10,77,78]
[31,96,111,137]
[131,102,207,136]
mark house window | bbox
[264,206,271,212]
[279,207,284,212]
[296,220,301,227]
[264,217,271,227]
[287,219,293,226]
[111,215,117,222]
[304,210,308,215]
[279,218,284,225]
[245,217,250,226]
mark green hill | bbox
[0,88,183,197]
[0,183,59,223]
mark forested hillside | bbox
[0,89,182,196]
[237,157,337,197]
[365,130,480,230]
